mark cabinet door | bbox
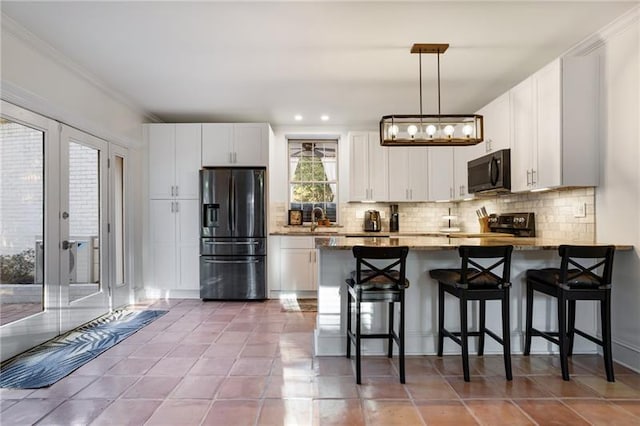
[348,132,370,201]
[202,123,233,166]
[234,123,267,166]
[149,199,177,289]
[510,77,535,192]
[428,147,454,201]
[280,249,315,291]
[534,60,562,189]
[175,124,201,199]
[387,148,409,201]
[407,147,429,201]
[176,200,200,290]
[148,124,175,199]
[368,132,388,201]
[453,146,472,200]
[482,92,511,153]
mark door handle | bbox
[61,240,71,250]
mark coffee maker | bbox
[389,204,399,232]
[363,210,381,232]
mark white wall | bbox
[1,16,151,299]
[585,9,640,371]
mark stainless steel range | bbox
[488,212,536,237]
[199,168,266,300]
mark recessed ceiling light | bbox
[294,114,303,121]
[320,115,330,121]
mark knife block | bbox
[478,217,490,233]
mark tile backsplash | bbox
[271,187,595,242]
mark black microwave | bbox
[468,149,511,194]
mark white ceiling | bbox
[1,1,638,128]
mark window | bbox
[288,139,338,223]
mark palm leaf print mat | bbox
[0,309,166,388]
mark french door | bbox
[0,102,119,361]
[59,125,110,331]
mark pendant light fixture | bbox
[380,43,483,146]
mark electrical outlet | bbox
[379,211,386,219]
[574,202,586,218]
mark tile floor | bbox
[1,298,640,425]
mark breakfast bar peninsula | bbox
[313,235,632,357]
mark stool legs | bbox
[437,285,445,357]
[399,292,405,384]
[524,282,534,356]
[567,300,576,357]
[355,297,362,384]
[388,302,394,358]
[346,292,352,359]
[502,288,513,380]
[558,293,570,381]
[459,292,470,382]
[602,291,615,382]
[478,300,486,356]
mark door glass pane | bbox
[115,155,125,286]
[68,142,101,302]
[0,119,44,325]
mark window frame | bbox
[287,138,339,224]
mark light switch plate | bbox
[574,202,586,218]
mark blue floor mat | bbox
[0,309,167,389]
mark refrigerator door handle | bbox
[202,259,260,264]
[228,173,234,233]
[203,241,259,245]
[230,174,236,233]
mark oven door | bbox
[200,255,266,300]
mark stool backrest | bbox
[558,245,616,288]
[458,245,514,286]
[352,245,409,286]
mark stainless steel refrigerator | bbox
[199,168,266,300]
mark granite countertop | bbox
[314,235,634,251]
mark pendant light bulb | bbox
[389,124,399,139]
[462,124,473,137]
[407,125,418,138]
[426,124,437,138]
[443,125,455,138]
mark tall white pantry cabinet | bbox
[147,124,201,294]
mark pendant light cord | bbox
[419,52,423,127]
[437,50,441,115]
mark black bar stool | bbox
[429,245,514,382]
[524,245,616,382]
[344,245,409,384]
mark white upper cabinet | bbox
[202,123,268,166]
[510,56,599,192]
[148,123,201,199]
[453,143,484,200]
[428,147,454,201]
[510,77,535,192]
[478,92,511,154]
[348,131,388,201]
[388,147,429,202]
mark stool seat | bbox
[429,269,510,289]
[526,268,604,289]
[348,269,410,290]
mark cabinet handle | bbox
[410,189,413,200]
[233,152,237,163]
[486,140,490,152]
[228,152,232,163]
[170,201,174,213]
[175,186,179,197]
[170,186,174,197]
[175,201,179,213]
[526,170,531,186]
[531,169,537,185]
[309,251,312,262]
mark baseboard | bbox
[612,338,640,373]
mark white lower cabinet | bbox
[275,236,317,292]
[149,199,199,291]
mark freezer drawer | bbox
[200,237,266,256]
[200,255,266,300]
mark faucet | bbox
[311,207,325,231]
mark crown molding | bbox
[566,5,639,57]
[1,13,162,124]
[1,80,144,149]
